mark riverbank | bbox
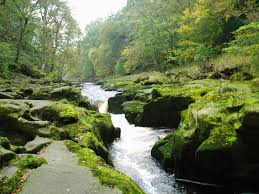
[102,70,259,192]
[0,74,144,194]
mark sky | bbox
[67,0,128,31]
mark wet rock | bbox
[108,93,134,114]
[114,127,121,138]
[122,101,145,125]
[24,136,51,154]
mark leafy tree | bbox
[224,22,259,57]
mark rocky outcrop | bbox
[151,80,259,187]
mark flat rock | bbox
[24,136,51,154]
[20,141,121,194]
[0,166,19,181]
[37,128,52,137]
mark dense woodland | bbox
[0,0,259,79]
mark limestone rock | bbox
[24,136,51,154]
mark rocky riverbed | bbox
[102,71,259,192]
[0,75,143,194]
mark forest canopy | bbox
[0,0,259,79]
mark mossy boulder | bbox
[231,71,253,81]
[152,80,259,186]
[122,101,145,125]
[0,147,16,167]
[142,96,194,128]
[64,108,118,161]
[108,93,134,114]
[151,137,174,170]
[14,155,47,169]
[31,101,78,125]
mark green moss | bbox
[122,101,145,124]
[151,139,174,169]
[196,126,238,153]
[65,140,144,194]
[151,79,259,183]
[32,101,78,125]
[0,168,23,194]
[15,155,47,169]
[63,108,116,161]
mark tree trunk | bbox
[15,18,29,63]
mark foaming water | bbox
[81,82,117,104]
[110,114,183,194]
[81,83,185,194]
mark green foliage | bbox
[224,22,259,57]
[115,62,125,76]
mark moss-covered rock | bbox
[65,140,144,194]
[231,71,253,81]
[64,108,118,162]
[0,147,16,167]
[0,137,10,149]
[122,101,145,125]
[108,93,134,114]
[31,101,78,125]
[142,96,194,128]
[152,79,259,185]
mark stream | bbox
[81,83,227,194]
[81,82,187,194]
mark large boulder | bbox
[141,96,194,128]
[108,93,134,114]
[152,81,259,187]
[122,101,145,125]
